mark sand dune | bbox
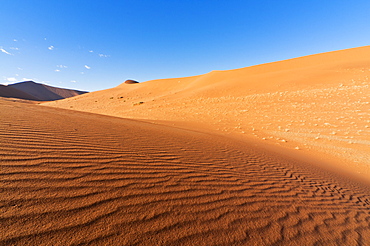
[1,98,370,245]
[3,81,87,101]
[45,46,370,179]
[0,85,40,101]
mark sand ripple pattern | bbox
[1,100,370,246]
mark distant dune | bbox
[1,81,87,101]
[0,84,40,101]
[124,79,139,84]
[45,46,370,178]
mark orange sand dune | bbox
[1,98,370,245]
[45,46,370,179]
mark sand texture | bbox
[1,98,370,245]
[45,46,370,177]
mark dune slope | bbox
[44,46,370,177]
[1,99,370,245]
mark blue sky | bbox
[1,1,370,91]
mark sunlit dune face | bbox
[43,46,370,176]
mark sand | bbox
[1,46,370,245]
[1,99,370,245]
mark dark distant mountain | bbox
[0,84,40,100]
[0,81,88,101]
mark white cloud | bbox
[84,65,91,69]
[80,72,85,74]
[13,39,18,42]
[89,50,94,53]
[54,69,61,72]
[6,77,17,82]
[22,78,33,81]
[98,53,110,58]
[10,47,19,50]
[48,46,54,50]
[17,67,23,70]
[0,47,13,55]
[70,80,77,83]
[56,65,68,68]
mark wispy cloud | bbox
[70,80,77,83]
[89,50,94,53]
[6,77,17,82]
[13,39,18,42]
[0,47,13,55]
[98,53,110,58]
[9,47,19,50]
[48,46,54,50]
[55,65,67,72]
[84,65,91,69]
